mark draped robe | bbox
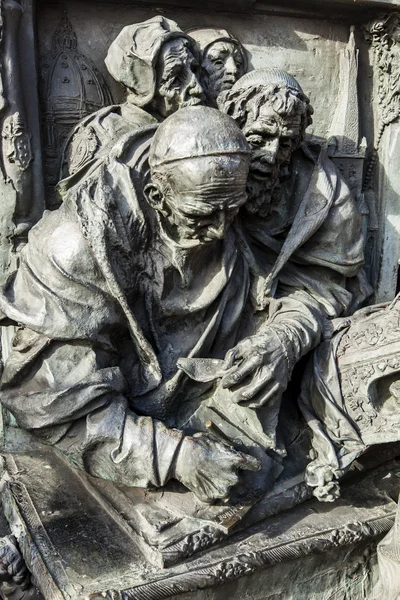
[0,130,366,491]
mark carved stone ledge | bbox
[1,442,399,600]
[94,515,394,600]
[72,0,400,13]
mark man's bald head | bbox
[146,106,251,245]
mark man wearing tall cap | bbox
[60,16,204,181]
[189,28,247,104]
[0,107,264,504]
[217,69,370,456]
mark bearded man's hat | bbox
[231,68,303,94]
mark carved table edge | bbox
[0,454,396,600]
[90,511,396,600]
[0,471,78,600]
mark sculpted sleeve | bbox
[1,334,184,489]
[289,159,371,317]
[58,398,184,489]
[258,158,369,369]
[257,288,324,374]
[0,149,181,489]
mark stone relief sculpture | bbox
[40,13,113,208]
[60,16,204,181]
[0,536,36,599]
[0,9,400,599]
[209,68,368,478]
[189,28,247,104]
[374,494,400,600]
[0,68,368,508]
[293,14,400,504]
[300,294,400,501]
[326,28,378,284]
[0,0,38,277]
[0,106,263,504]
[366,12,400,141]
[362,13,400,198]
[0,0,34,242]
[220,70,368,312]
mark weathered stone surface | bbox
[0,3,399,599]
[2,433,399,599]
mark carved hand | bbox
[0,535,30,590]
[174,433,260,503]
[220,331,290,407]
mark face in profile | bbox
[148,155,249,245]
[154,38,204,118]
[202,41,245,101]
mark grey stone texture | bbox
[0,1,398,598]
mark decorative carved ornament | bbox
[365,12,400,145]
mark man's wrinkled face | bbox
[154,155,249,245]
[202,41,245,101]
[154,38,204,118]
[243,101,301,190]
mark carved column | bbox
[366,13,400,302]
[0,0,45,439]
[0,0,44,274]
[1,0,33,238]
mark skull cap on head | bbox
[149,105,250,168]
[189,28,248,71]
[105,16,194,107]
[231,68,303,94]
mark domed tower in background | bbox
[40,13,113,208]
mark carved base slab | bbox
[0,431,399,600]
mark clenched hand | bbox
[174,432,260,503]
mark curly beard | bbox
[244,160,294,218]
[244,168,281,218]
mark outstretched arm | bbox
[2,331,259,503]
[58,400,258,503]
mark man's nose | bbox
[187,71,204,97]
[225,56,238,76]
[211,212,227,238]
[260,138,280,165]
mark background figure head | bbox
[105,16,204,118]
[146,106,251,246]
[189,28,247,104]
[220,68,313,216]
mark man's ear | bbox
[144,182,165,212]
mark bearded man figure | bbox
[220,69,313,218]
[216,69,370,467]
[60,16,204,180]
